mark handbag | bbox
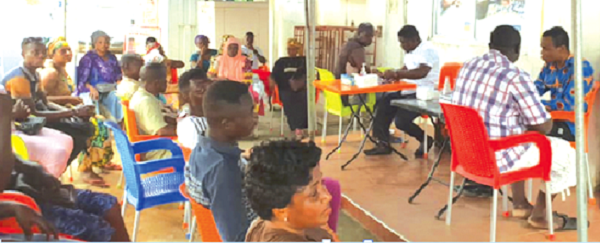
[14,117,46,135]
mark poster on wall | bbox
[434,0,476,40]
[474,0,525,41]
[433,0,525,41]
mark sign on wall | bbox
[434,0,526,41]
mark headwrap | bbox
[47,37,69,57]
[287,38,303,53]
[91,30,109,45]
[195,35,208,44]
[217,37,247,82]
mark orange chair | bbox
[549,82,600,205]
[179,184,222,242]
[407,62,463,159]
[118,100,177,188]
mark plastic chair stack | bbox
[179,184,222,242]
[105,122,187,242]
[441,103,554,242]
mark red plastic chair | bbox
[440,103,555,241]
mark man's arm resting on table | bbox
[394,64,431,80]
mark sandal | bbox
[102,163,122,171]
[527,212,587,231]
[81,172,110,188]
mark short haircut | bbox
[146,37,157,44]
[490,25,521,50]
[140,63,167,82]
[179,69,209,91]
[121,54,142,68]
[246,32,254,37]
[245,140,322,220]
[203,80,250,118]
[22,37,44,49]
[357,23,374,35]
[543,26,570,51]
[397,25,420,39]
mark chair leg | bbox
[401,132,408,148]
[445,172,456,225]
[490,189,498,242]
[545,182,555,240]
[423,126,429,160]
[117,171,124,189]
[321,111,328,144]
[527,179,533,202]
[132,211,141,242]
[501,185,509,217]
[269,105,274,132]
[338,115,342,153]
[280,107,285,137]
[183,202,190,229]
[188,216,197,242]
[68,164,73,182]
[353,116,357,133]
[121,189,127,216]
[585,153,595,205]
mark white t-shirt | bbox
[177,116,208,150]
[403,41,440,94]
[242,45,264,70]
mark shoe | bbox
[364,145,392,156]
[414,136,434,158]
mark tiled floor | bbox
[70,108,599,242]
[318,132,600,242]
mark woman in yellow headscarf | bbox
[269,38,308,139]
[39,37,82,106]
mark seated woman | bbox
[245,140,340,242]
[0,91,129,242]
[270,39,308,139]
[39,37,115,185]
[216,37,252,82]
[77,30,123,123]
[190,35,218,73]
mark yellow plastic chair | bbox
[11,135,29,161]
[317,69,376,151]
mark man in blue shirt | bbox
[185,80,258,241]
[535,26,596,141]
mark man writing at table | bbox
[365,25,440,157]
[452,25,581,230]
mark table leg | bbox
[408,138,449,204]
[326,106,361,160]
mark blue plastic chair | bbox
[105,122,187,242]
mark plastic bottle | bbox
[360,63,367,76]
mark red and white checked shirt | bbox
[451,50,551,172]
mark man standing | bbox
[452,25,580,230]
[535,26,595,142]
[242,32,266,70]
[335,23,375,78]
[365,25,439,157]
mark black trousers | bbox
[280,89,308,131]
[372,93,424,144]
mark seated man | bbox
[365,25,440,157]
[452,25,580,230]
[186,81,258,242]
[129,63,177,160]
[177,69,212,150]
[115,54,144,101]
[535,26,596,142]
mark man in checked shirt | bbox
[451,25,583,231]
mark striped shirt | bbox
[451,50,550,172]
[177,116,208,150]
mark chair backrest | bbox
[438,62,463,91]
[440,103,499,179]
[11,135,29,161]
[121,100,144,142]
[316,68,336,82]
[179,184,222,242]
[104,121,144,200]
